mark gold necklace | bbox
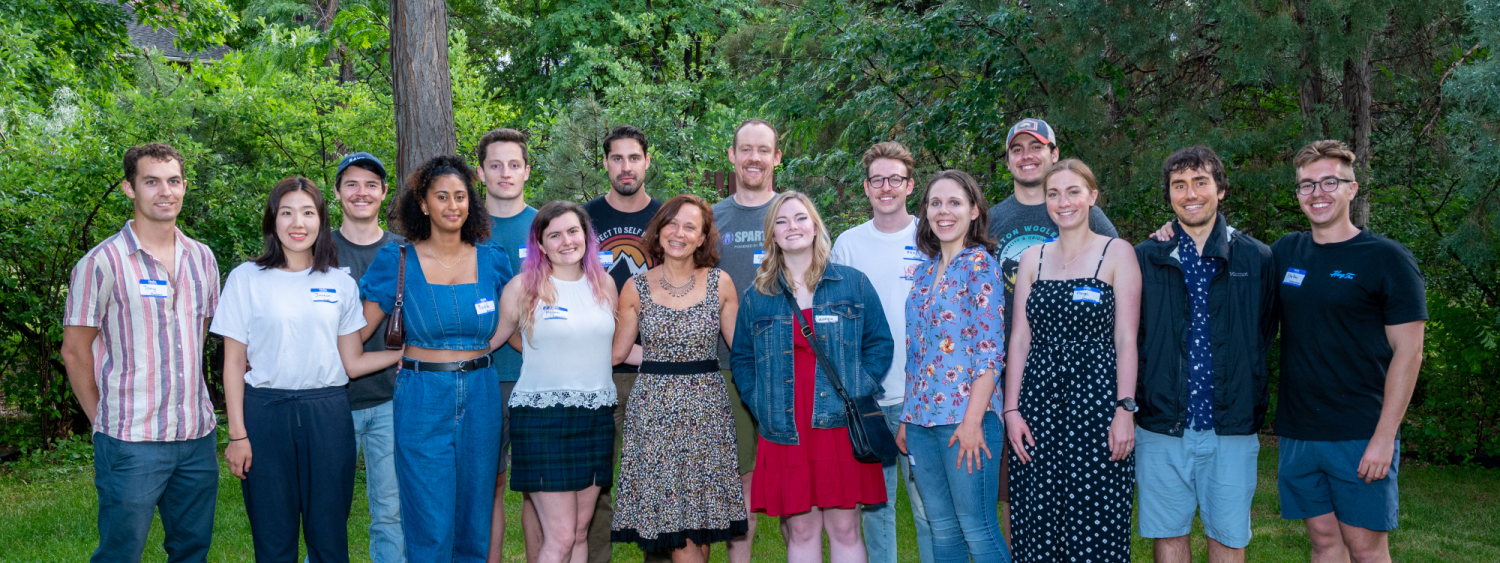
[428,247,467,269]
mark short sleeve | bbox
[487,241,515,290]
[359,242,402,314]
[200,244,221,318]
[63,254,110,327]
[965,251,1006,373]
[1380,241,1428,325]
[208,266,251,343]
[829,231,853,267]
[337,273,368,336]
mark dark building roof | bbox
[122,6,230,62]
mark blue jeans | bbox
[354,401,406,563]
[862,403,935,563]
[91,432,218,563]
[906,412,1011,563]
[393,366,504,563]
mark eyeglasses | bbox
[1295,177,1354,196]
[866,175,909,188]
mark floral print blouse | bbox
[902,245,1006,427]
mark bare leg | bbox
[524,492,544,563]
[1207,536,1246,563]
[726,472,756,563]
[823,507,867,563]
[670,539,710,563]
[1338,520,1391,563]
[782,509,826,563]
[568,487,602,563]
[1153,535,1191,563]
[533,491,582,563]
[487,471,509,563]
[1305,513,1351,563]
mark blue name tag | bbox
[753,250,766,265]
[138,279,169,298]
[310,288,338,303]
[1283,268,1307,287]
[598,251,613,266]
[542,305,569,320]
[1072,286,1102,304]
[903,246,924,261]
[475,298,496,315]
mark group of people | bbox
[62,115,1425,563]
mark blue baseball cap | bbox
[1006,118,1057,148]
[335,152,387,183]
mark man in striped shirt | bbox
[61,143,222,563]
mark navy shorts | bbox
[1277,437,1399,531]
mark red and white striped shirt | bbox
[64,221,221,442]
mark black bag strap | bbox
[780,281,858,409]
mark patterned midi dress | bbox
[611,269,748,552]
[1008,239,1135,562]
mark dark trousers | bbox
[92,432,218,563]
[242,385,356,563]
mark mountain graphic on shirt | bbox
[599,234,653,278]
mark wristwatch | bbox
[1116,397,1139,413]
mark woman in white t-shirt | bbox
[488,201,618,563]
[211,177,402,563]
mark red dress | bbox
[750,309,887,516]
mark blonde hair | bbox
[1292,139,1357,181]
[753,191,833,296]
[1043,158,1099,194]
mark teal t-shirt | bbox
[490,206,537,382]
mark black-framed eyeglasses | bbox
[1295,177,1354,196]
[866,175,908,188]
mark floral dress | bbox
[902,245,1006,427]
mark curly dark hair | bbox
[395,155,491,244]
[915,169,997,259]
[643,194,720,269]
[1161,145,1229,205]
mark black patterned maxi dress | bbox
[1008,240,1134,562]
[611,269,748,552]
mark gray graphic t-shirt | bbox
[986,194,1118,342]
[712,194,773,370]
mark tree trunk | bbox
[390,0,457,191]
[1296,0,1327,137]
[1344,47,1373,227]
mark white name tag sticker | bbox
[542,305,569,320]
[517,245,527,260]
[598,251,613,266]
[1072,286,1102,304]
[337,266,351,275]
[815,315,838,324]
[753,250,766,265]
[139,279,169,298]
[310,288,338,303]
[474,298,496,315]
[1283,268,1307,287]
[903,246,924,261]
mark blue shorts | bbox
[1277,437,1400,531]
[1136,428,1260,548]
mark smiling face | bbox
[276,189,320,256]
[772,198,815,253]
[660,204,706,262]
[1168,166,1223,229]
[1044,169,1098,230]
[540,210,588,268]
[419,175,471,234]
[1294,157,1358,229]
[480,141,530,202]
[1006,135,1059,189]
[122,157,186,224]
[925,178,979,245]
[864,158,914,217]
[605,138,650,197]
[729,123,782,191]
[336,165,386,222]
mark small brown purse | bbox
[383,244,407,350]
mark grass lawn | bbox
[1,441,1497,562]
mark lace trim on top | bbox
[509,389,618,410]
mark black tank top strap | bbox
[1035,242,1047,282]
[1093,238,1115,278]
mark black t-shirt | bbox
[1272,228,1427,441]
[582,195,662,372]
[333,229,406,410]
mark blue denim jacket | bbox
[730,263,895,445]
[360,241,514,350]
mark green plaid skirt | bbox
[509,405,616,492]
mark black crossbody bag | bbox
[781,284,899,466]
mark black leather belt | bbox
[638,359,721,375]
[402,354,493,373]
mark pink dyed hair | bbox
[517,201,614,342]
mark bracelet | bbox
[228,436,248,442]
[1002,408,1020,416]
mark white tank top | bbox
[511,276,617,409]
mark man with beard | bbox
[1133,146,1274,563]
[582,124,664,563]
[985,118,1118,539]
[711,118,782,563]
